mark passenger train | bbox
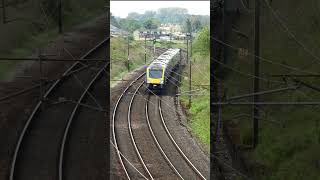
[146,48,181,89]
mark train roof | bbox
[148,48,180,69]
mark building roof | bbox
[110,25,120,32]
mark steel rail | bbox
[128,82,154,179]
[0,64,98,104]
[158,98,207,180]
[112,72,146,180]
[0,81,52,102]
[145,96,184,180]
[58,64,107,180]
[0,57,105,61]
[9,37,109,180]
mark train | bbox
[146,48,181,89]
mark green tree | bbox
[156,7,188,24]
[189,15,202,32]
[199,15,210,28]
[143,18,160,30]
[183,16,209,33]
[194,26,210,56]
[128,12,141,20]
[119,18,142,32]
[141,11,156,20]
[185,18,192,34]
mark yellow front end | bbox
[146,68,165,88]
[148,78,161,84]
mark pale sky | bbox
[110,1,210,18]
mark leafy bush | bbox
[193,26,210,56]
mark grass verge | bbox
[110,36,153,87]
[180,53,210,149]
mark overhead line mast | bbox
[252,0,261,148]
[1,0,6,24]
[211,0,224,179]
[58,0,62,33]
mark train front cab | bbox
[146,67,165,92]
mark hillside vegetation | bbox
[110,36,153,86]
[180,26,210,148]
[223,0,320,179]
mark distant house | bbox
[158,23,182,34]
[110,25,121,37]
[159,36,170,41]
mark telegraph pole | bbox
[189,59,192,108]
[179,48,182,82]
[1,0,6,24]
[38,49,43,104]
[127,33,130,72]
[253,0,260,148]
[153,32,156,60]
[107,9,111,69]
[169,33,172,47]
[211,1,223,179]
[186,36,189,64]
[144,34,147,64]
[190,35,193,59]
[179,48,182,66]
[58,0,62,33]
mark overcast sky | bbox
[110,1,210,18]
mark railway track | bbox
[158,97,206,180]
[112,60,207,179]
[9,38,109,180]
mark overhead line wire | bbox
[210,36,319,75]
[211,57,284,84]
[264,0,320,67]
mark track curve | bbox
[9,38,109,180]
[111,46,208,180]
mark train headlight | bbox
[160,80,164,84]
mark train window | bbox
[149,69,163,78]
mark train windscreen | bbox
[149,69,162,78]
